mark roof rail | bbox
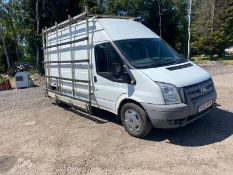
[42,12,87,34]
[42,13,135,34]
[91,14,136,20]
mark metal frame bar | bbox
[46,28,104,45]
[46,88,89,103]
[42,28,48,95]
[43,59,89,64]
[42,12,87,34]
[42,7,92,113]
[42,13,135,35]
[85,6,92,113]
[55,22,61,92]
[42,37,88,49]
[44,27,52,90]
[42,6,136,113]
[68,15,76,97]
[92,14,136,20]
[44,75,89,83]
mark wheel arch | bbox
[117,98,147,120]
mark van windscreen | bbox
[115,38,186,69]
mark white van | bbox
[42,10,217,138]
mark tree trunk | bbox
[158,0,162,37]
[210,0,215,34]
[7,0,20,61]
[15,42,20,62]
[187,0,192,60]
[210,53,214,60]
[1,35,11,70]
[36,0,40,66]
[210,0,215,59]
[8,15,20,62]
[0,23,11,70]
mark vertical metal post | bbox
[85,6,92,113]
[55,22,61,91]
[55,22,58,91]
[69,15,75,97]
[42,28,48,95]
[45,27,51,89]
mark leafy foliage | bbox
[0,0,232,73]
[192,0,233,58]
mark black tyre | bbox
[121,103,152,138]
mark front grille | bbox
[184,78,214,103]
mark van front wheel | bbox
[121,103,152,138]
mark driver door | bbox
[93,42,127,112]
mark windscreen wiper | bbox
[174,59,187,64]
[140,60,176,69]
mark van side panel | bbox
[45,18,163,115]
[46,20,106,103]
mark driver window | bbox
[107,44,123,71]
[95,43,109,73]
[95,42,123,73]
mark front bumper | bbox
[141,90,217,129]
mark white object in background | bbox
[15,71,31,89]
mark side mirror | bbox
[111,63,123,79]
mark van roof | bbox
[44,17,160,45]
[96,18,160,41]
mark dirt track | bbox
[1,64,233,175]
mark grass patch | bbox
[29,67,40,75]
[0,76,3,84]
[224,55,233,60]
[222,60,233,64]
[192,54,233,64]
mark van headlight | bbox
[156,82,181,105]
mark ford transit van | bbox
[42,10,217,138]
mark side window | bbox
[107,44,123,71]
[95,42,123,73]
[95,43,108,73]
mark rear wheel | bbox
[121,103,152,138]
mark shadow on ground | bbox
[56,103,120,125]
[15,84,40,89]
[0,155,17,174]
[57,102,233,147]
[145,108,233,147]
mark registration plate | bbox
[198,100,213,113]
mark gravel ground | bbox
[197,62,233,76]
[1,63,233,175]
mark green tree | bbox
[222,0,233,49]
[192,0,231,58]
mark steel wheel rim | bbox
[125,109,141,132]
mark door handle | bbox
[94,76,97,83]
